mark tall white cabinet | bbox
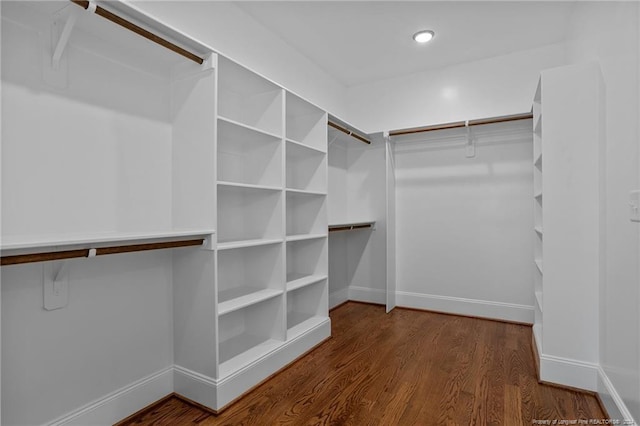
[532,62,604,391]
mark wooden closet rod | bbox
[328,121,371,145]
[388,112,533,137]
[1,238,204,266]
[70,0,205,65]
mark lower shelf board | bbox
[219,335,283,379]
[218,288,283,316]
[286,274,327,292]
[287,314,328,340]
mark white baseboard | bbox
[46,366,173,426]
[539,354,599,392]
[348,285,386,305]
[174,318,331,411]
[329,288,349,309]
[395,290,534,324]
[597,366,637,424]
[173,365,219,410]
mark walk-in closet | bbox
[2,1,639,425]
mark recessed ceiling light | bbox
[413,30,435,44]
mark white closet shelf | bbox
[218,115,282,140]
[217,238,283,251]
[218,288,283,316]
[286,234,326,242]
[286,274,327,292]
[535,258,544,274]
[328,221,376,233]
[286,138,326,155]
[218,181,282,192]
[218,336,283,379]
[286,188,327,196]
[287,315,328,341]
[1,229,215,252]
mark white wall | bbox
[128,1,348,118]
[1,4,177,423]
[346,43,567,133]
[1,252,174,425]
[394,122,534,322]
[564,2,640,422]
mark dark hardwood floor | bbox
[118,302,606,425]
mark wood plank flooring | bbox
[118,302,606,425]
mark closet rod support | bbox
[328,121,371,145]
[52,6,81,69]
[70,0,205,65]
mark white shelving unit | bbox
[172,59,330,412]
[531,62,604,391]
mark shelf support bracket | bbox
[465,121,476,158]
[44,261,69,311]
[51,3,90,70]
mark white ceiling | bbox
[235,1,575,87]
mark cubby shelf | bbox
[286,273,327,292]
[286,234,326,242]
[287,315,327,341]
[218,337,283,379]
[217,238,283,251]
[286,138,326,155]
[286,92,326,152]
[218,288,283,316]
[286,141,327,193]
[217,185,283,243]
[217,115,282,140]
[286,188,327,196]
[218,181,282,192]
[286,279,327,340]
[217,118,283,188]
[218,57,283,137]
